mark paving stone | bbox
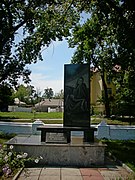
[62,176,83,180]
[80,168,102,176]
[18,175,39,180]
[100,170,122,180]
[82,176,104,180]
[17,165,132,180]
[19,168,41,177]
[40,167,60,176]
[39,175,60,180]
[61,168,83,180]
[61,168,82,176]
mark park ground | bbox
[0,112,135,173]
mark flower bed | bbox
[0,144,43,179]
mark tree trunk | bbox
[101,73,110,118]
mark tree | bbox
[54,89,64,99]
[68,0,135,117]
[33,87,42,104]
[42,88,54,100]
[113,69,135,120]
[13,85,29,102]
[13,84,41,105]
[68,2,117,117]
[0,0,79,86]
[0,83,14,111]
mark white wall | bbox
[0,120,44,135]
[97,121,135,140]
[0,120,135,140]
[0,121,32,134]
[8,106,32,112]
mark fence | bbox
[0,120,44,135]
[0,120,135,140]
[8,106,32,112]
[97,121,135,140]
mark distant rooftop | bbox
[35,99,63,107]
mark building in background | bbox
[35,99,63,112]
[90,69,116,115]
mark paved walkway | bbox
[17,165,133,180]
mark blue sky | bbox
[28,39,76,94]
[24,12,90,95]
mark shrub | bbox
[0,144,43,178]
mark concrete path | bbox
[17,166,133,180]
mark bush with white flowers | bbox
[0,144,43,178]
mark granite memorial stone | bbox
[64,64,90,127]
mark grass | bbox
[0,112,63,120]
[0,137,9,144]
[0,112,63,124]
[0,112,134,125]
[0,132,16,144]
[102,139,135,172]
[91,117,132,125]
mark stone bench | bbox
[37,126,97,143]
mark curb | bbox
[108,152,134,174]
[122,163,134,174]
[12,168,24,180]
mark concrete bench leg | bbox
[84,130,94,143]
[41,131,46,142]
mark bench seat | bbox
[37,126,97,143]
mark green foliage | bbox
[114,103,135,117]
[0,144,43,178]
[0,0,79,86]
[13,84,41,105]
[0,111,63,120]
[102,140,135,172]
[0,112,134,125]
[0,84,14,111]
[42,88,54,100]
[68,1,119,117]
[0,132,16,139]
[54,89,64,99]
[13,85,31,103]
[0,132,16,144]
[115,70,135,104]
[68,0,135,117]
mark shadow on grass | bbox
[102,140,135,172]
[0,116,17,121]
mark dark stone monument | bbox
[6,64,106,167]
[37,63,96,143]
[64,64,90,127]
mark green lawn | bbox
[0,112,63,120]
[102,140,135,172]
[0,112,134,125]
[0,132,15,144]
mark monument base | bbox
[6,135,106,167]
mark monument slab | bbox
[64,64,90,127]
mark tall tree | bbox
[42,87,54,100]
[13,84,31,103]
[68,2,117,117]
[13,84,41,105]
[0,0,79,86]
[68,0,135,117]
[54,89,64,99]
[0,83,14,111]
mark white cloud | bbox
[41,39,66,56]
[30,73,64,94]
[27,39,72,94]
